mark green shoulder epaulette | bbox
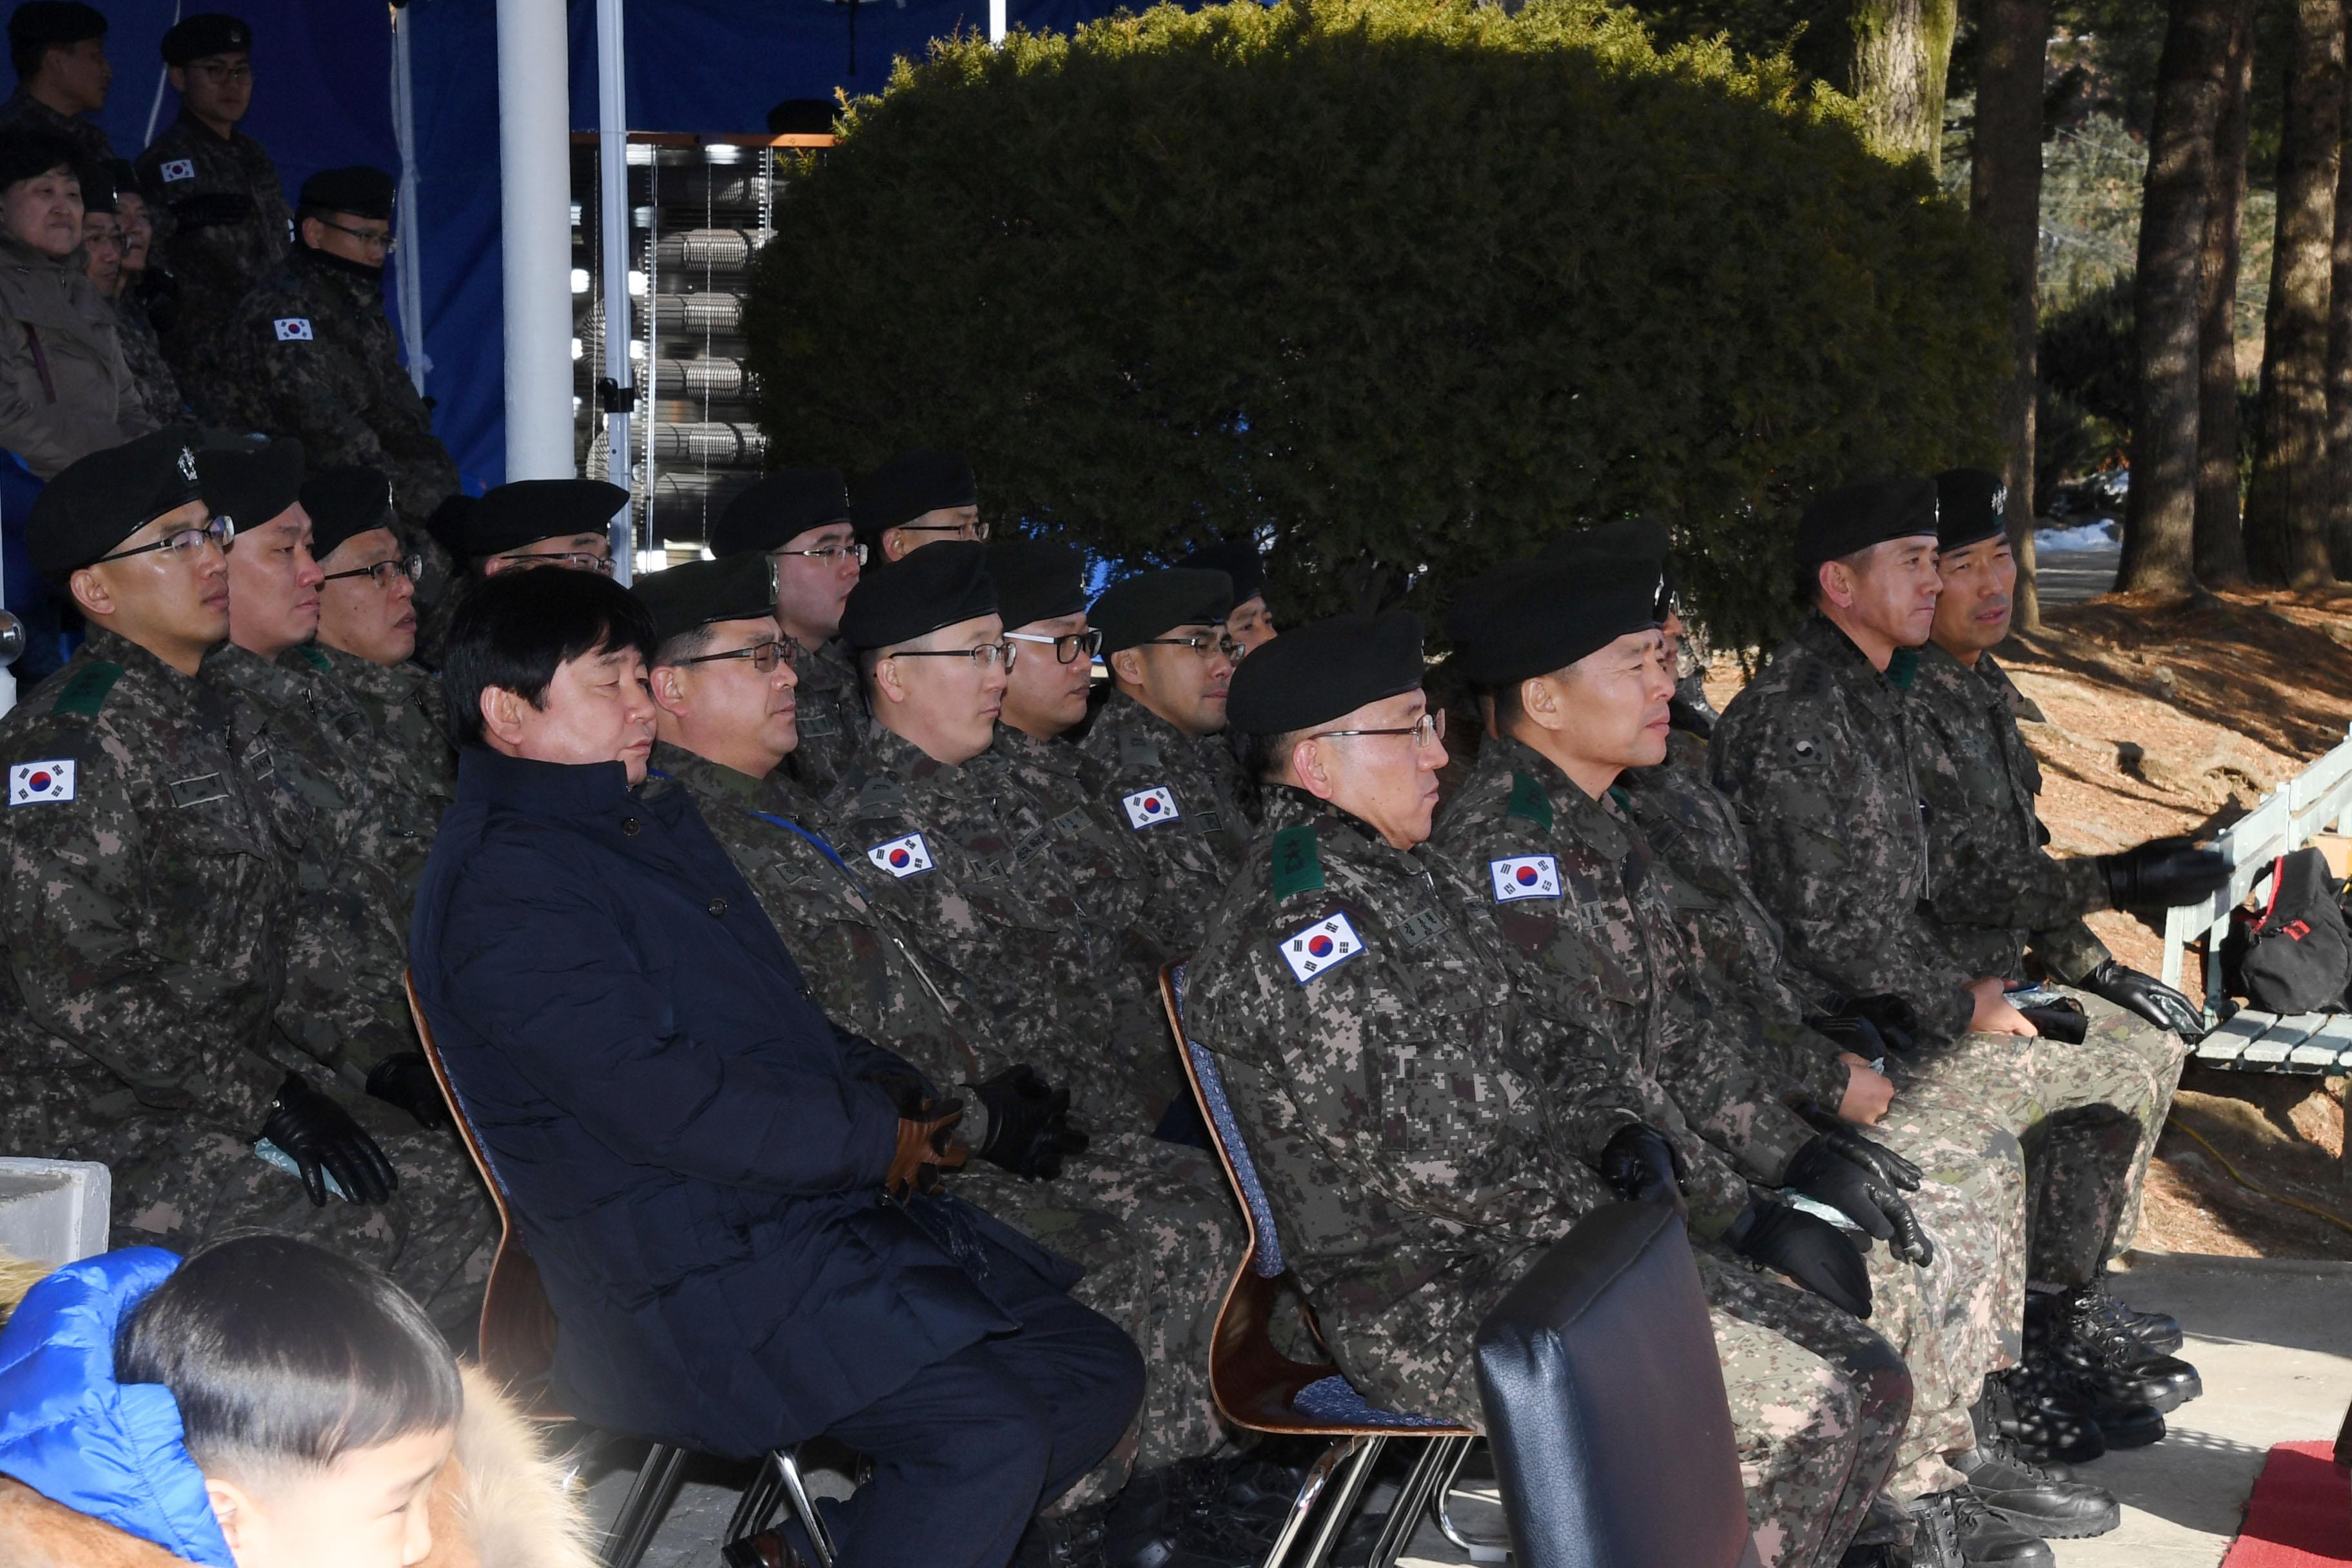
[50,661,122,718]
[1271,824,1323,899]
[1507,770,1553,833]
[1886,647,1919,691]
[295,645,331,672]
[1606,784,1632,814]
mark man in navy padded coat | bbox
[407,565,1143,1568]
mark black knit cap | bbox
[1932,467,2009,553]
[198,437,304,533]
[9,3,104,51]
[302,465,396,560]
[1092,567,1231,657]
[161,12,250,64]
[1178,538,1265,604]
[0,126,75,189]
[711,469,850,556]
[986,538,1088,631]
[464,478,624,557]
[297,165,395,221]
[1793,476,1941,569]
[850,449,976,544]
[840,539,997,651]
[1447,557,1661,689]
[1227,611,1425,736]
[638,554,779,646]
[29,429,207,585]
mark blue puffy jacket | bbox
[0,1248,232,1567]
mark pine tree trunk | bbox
[2244,0,2346,587]
[2326,53,2352,576]
[2121,0,2237,595]
[2194,0,2257,586]
[1970,0,2052,632]
[1850,0,1961,170]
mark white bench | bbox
[2160,722,2352,1075]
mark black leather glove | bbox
[256,1073,398,1208]
[2099,836,2230,909]
[1805,1012,1888,1059]
[1799,1122,1923,1191]
[1843,994,1920,1054]
[2017,1001,2088,1044]
[1727,1199,1874,1320]
[1599,1124,1687,1218]
[970,1064,1090,1179]
[2075,958,2208,1041]
[365,1052,452,1132]
[1783,1135,1935,1267]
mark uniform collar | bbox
[859,721,963,780]
[649,738,767,807]
[173,107,238,144]
[79,623,213,694]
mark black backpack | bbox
[2223,847,2352,1014]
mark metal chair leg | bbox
[775,1446,838,1568]
[600,1442,689,1568]
[1261,1438,1359,1568]
[1298,1434,1388,1568]
[724,1451,787,1545]
[1429,1439,1509,1561]
[1365,1434,1470,1568]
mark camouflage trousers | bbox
[2059,988,2187,1259]
[954,1130,1243,1506]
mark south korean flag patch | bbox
[272,318,313,342]
[1488,854,1561,903]
[865,832,934,879]
[1121,785,1181,829]
[9,760,75,806]
[159,158,195,183]
[1279,912,1364,985]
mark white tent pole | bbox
[391,1,431,397]
[596,0,634,583]
[496,0,575,482]
[989,0,1006,43]
[142,0,183,148]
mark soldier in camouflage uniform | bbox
[1185,610,1911,1568]
[83,162,184,426]
[850,447,986,565]
[710,468,868,798]
[135,15,295,381]
[0,432,487,1339]
[0,4,111,167]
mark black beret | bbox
[1793,476,1941,569]
[426,492,475,558]
[1226,611,1425,736]
[1933,467,2009,553]
[301,465,396,560]
[1092,567,1231,656]
[840,539,996,651]
[711,469,850,556]
[161,12,250,64]
[1539,516,1670,571]
[8,3,103,49]
[638,554,779,646]
[1178,539,1265,604]
[29,428,207,585]
[74,156,110,211]
[1446,558,1661,688]
[465,478,624,557]
[850,449,976,544]
[297,165,395,222]
[0,127,77,190]
[197,436,303,533]
[986,538,1088,631]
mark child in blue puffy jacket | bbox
[0,1235,464,1568]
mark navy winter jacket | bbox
[409,748,1076,1458]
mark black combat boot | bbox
[1952,1445,2120,1538]
[2084,1272,2184,1355]
[1989,1364,2105,1465]
[2050,1286,2200,1413]
[1908,1488,2055,1567]
[1014,1501,1114,1568]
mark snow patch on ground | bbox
[2036,520,2122,554]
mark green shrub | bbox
[745,0,2008,651]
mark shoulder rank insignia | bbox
[272,317,315,342]
[50,660,121,718]
[1279,912,1364,984]
[1121,785,1181,828]
[1488,854,1560,902]
[8,760,75,805]
[1506,770,1553,832]
[1886,647,1919,691]
[1117,731,1161,769]
[865,832,934,878]
[1271,824,1323,900]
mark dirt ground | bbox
[1706,583,2352,1262]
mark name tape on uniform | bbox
[1279,912,1364,985]
[1488,854,1561,902]
[1121,785,1181,829]
[9,760,75,806]
[273,318,314,342]
[865,832,933,879]
[159,159,195,182]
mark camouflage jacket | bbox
[782,635,864,798]
[1424,739,1821,1224]
[1076,694,1252,954]
[1907,644,2111,985]
[1183,785,1612,1416]
[111,289,184,427]
[311,641,455,880]
[0,629,294,1141]
[0,90,109,167]
[1710,614,1979,1044]
[135,112,293,368]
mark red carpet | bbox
[2222,1442,2352,1567]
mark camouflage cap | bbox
[29,429,208,583]
[637,554,778,646]
[711,469,850,556]
[1226,610,1423,735]
[301,465,397,560]
[1092,567,1231,656]
[1446,557,1659,688]
[1932,467,2008,553]
[850,449,976,544]
[198,437,305,533]
[840,539,995,650]
[986,538,1088,631]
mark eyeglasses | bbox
[896,518,990,542]
[496,550,614,576]
[679,638,800,673]
[1004,627,1103,664]
[95,514,235,564]
[1140,632,1246,662]
[320,553,424,589]
[315,217,397,255]
[1309,710,1446,749]
[772,541,867,566]
[888,640,1019,671]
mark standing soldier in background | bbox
[0,3,110,166]
[135,14,294,378]
[850,447,985,564]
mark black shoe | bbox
[2054,1288,2201,1413]
[1952,1445,2121,1538]
[1990,1366,2104,1467]
[1015,1502,1113,1568]
[2088,1275,2184,1355]
[1910,1489,2055,1567]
